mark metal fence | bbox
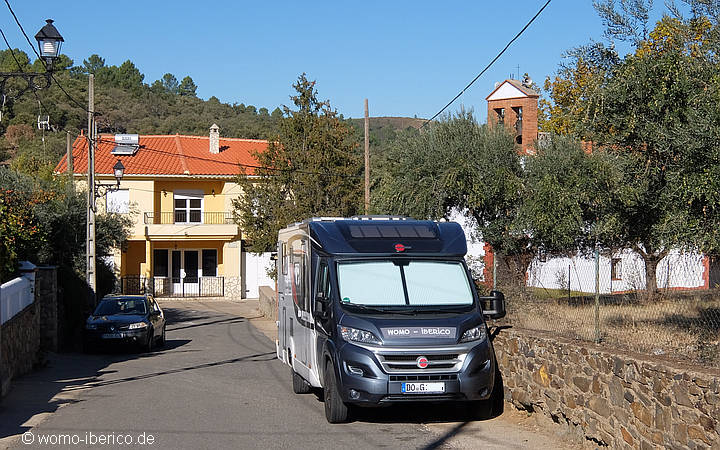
[143,212,233,225]
[492,249,720,368]
[120,276,225,298]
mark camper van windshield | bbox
[337,260,474,307]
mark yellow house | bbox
[55,125,269,298]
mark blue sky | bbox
[5,1,672,123]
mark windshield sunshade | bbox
[337,260,473,307]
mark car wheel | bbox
[323,362,349,423]
[292,367,311,394]
[158,324,166,347]
[143,328,154,353]
[83,340,95,354]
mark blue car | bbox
[84,295,166,352]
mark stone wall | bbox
[258,286,276,321]
[36,267,58,352]
[0,302,40,397]
[225,276,242,300]
[494,329,720,449]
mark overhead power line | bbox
[4,0,91,114]
[422,0,552,128]
[0,27,53,124]
[0,27,83,142]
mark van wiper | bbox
[342,303,387,313]
[414,306,469,314]
[343,303,415,315]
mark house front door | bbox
[170,249,201,296]
[172,250,182,294]
[184,250,199,295]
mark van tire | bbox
[323,363,349,423]
[292,368,311,394]
[467,363,504,420]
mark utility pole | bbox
[66,131,73,191]
[86,74,96,308]
[364,99,370,214]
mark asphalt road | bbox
[0,301,580,450]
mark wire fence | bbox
[491,249,720,368]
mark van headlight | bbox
[340,326,381,345]
[460,325,487,343]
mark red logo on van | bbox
[394,243,406,252]
[416,356,429,369]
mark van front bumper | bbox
[334,340,496,405]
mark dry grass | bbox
[504,291,720,367]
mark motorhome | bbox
[276,216,506,423]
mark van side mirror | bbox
[313,292,329,320]
[480,290,506,319]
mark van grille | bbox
[389,374,458,382]
[377,352,465,374]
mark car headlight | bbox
[460,325,487,343]
[128,322,148,330]
[85,323,97,330]
[340,326,381,345]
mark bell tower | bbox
[486,76,539,155]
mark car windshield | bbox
[94,298,147,315]
[337,260,474,307]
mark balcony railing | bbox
[143,212,234,225]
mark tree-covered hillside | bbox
[0,50,421,178]
[0,51,281,176]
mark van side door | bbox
[290,237,311,369]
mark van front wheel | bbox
[292,368,311,394]
[323,363,349,423]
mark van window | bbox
[318,262,331,300]
[337,262,405,305]
[337,260,473,307]
[291,239,307,311]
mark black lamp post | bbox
[35,19,64,71]
[112,160,125,188]
[0,19,64,98]
[93,160,125,197]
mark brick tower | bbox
[486,76,539,155]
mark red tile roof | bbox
[55,134,268,177]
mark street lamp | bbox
[34,19,64,71]
[0,19,64,98]
[112,160,125,188]
[93,160,125,197]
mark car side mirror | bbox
[312,292,329,320]
[480,290,506,319]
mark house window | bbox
[174,191,203,223]
[153,249,169,277]
[202,249,217,276]
[611,258,622,281]
[106,189,129,213]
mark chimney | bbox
[209,123,220,154]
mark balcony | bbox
[143,211,239,240]
[144,212,234,225]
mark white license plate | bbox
[101,333,122,339]
[401,382,445,394]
